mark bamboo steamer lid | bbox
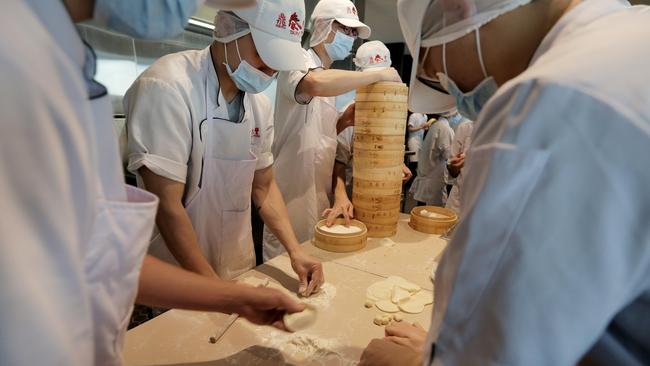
[408,206,458,235]
[355,207,401,225]
[353,134,404,151]
[353,193,401,210]
[352,165,403,180]
[313,219,367,253]
[356,81,409,95]
[353,178,402,195]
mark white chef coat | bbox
[444,120,474,215]
[124,47,274,278]
[335,126,355,190]
[427,1,650,365]
[407,112,428,162]
[1,1,158,365]
[263,48,340,260]
[410,118,454,206]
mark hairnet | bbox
[308,18,334,47]
[213,10,251,43]
[401,0,532,48]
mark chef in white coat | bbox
[410,116,454,206]
[445,117,473,215]
[263,0,402,260]
[360,0,650,365]
[1,1,311,365]
[329,40,412,224]
[125,3,324,295]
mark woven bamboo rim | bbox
[408,206,458,235]
[313,219,368,253]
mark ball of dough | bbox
[373,315,385,326]
[364,300,375,308]
[393,313,404,322]
[283,304,318,332]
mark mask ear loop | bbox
[442,42,448,76]
[475,28,488,78]
[234,38,244,63]
[223,42,230,68]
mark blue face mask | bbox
[324,31,355,61]
[437,29,497,121]
[224,40,276,94]
[94,0,199,39]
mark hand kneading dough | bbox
[284,305,317,332]
[375,300,399,313]
[320,224,362,234]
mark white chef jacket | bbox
[1,1,158,365]
[335,126,355,189]
[427,1,650,365]
[407,112,428,162]
[263,48,341,260]
[444,120,474,215]
[124,47,274,205]
[410,118,454,206]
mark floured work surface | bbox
[304,214,447,291]
[123,255,432,366]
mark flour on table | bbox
[320,224,362,234]
[379,238,396,247]
[258,329,355,365]
[302,282,337,309]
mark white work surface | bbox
[124,214,447,366]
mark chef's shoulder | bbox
[131,49,205,94]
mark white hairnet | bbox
[401,0,532,48]
[308,18,334,47]
[213,10,251,43]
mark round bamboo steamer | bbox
[355,101,408,113]
[356,81,408,95]
[313,219,368,253]
[353,134,404,151]
[355,207,401,225]
[353,178,402,195]
[352,165,403,181]
[354,149,404,168]
[355,109,408,119]
[354,123,406,136]
[353,193,401,210]
[408,206,458,235]
[355,92,408,103]
[364,223,398,238]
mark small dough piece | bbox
[391,286,411,304]
[320,224,362,234]
[381,316,391,325]
[426,212,448,219]
[393,313,404,322]
[364,300,375,308]
[284,305,318,332]
[421,209,429,215]
[373,315,384,326]
[375,300,399,313]
[398,299,425,314]
[412,290,434,305]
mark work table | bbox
[123,214,448,365]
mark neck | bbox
[63,0,95,22]
[312,44,333,69]
[211,42,240,102]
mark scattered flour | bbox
[301,282,337,309]
[320,224,363,234]
[379,238,396,247]
[258,329,355,366]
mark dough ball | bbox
[373,315,385,326]
[283,304,318,332]
[393,313,404,322]
[364,300,375,308]
[375,299,399,313]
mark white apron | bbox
[149,54,257,280]
[263,94,339,261]
[85,95,158,365]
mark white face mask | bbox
[223,40,276,94]
[324,31,355,61]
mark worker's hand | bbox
[401,164,412,183]
[237,285,305,331]
[447,152,465,178]
[359,338,422,366]
[322,196,354,226]
[422,124,429,131]
[289,249,324,297]
[377,68,402,83]
[384,322,428,354]
[337,103,355,134]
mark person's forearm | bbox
[156,200,217,277]
[137,256,244,312]
[253,174,302,255]
[333,162,349,202]
[302,69,382,97]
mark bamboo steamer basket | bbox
[355,207,400,225]
[352,192,401,210]
[352,165,403,181]
[354,122,406,136]
[353,178,402,195]
[313,219,368,253]
[355,109,408,120]
[353,150,404,168]
[363,222,398,238]
[353,134,404,151]
[356,81,409,95]
[354,92,408,103]
[409,206,458,235]
[354,101,408,113]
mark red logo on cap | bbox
[347,6,357,15]
[288,12,303,35]
[275,13,287,29]
[251,127,261,138]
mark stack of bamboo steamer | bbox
[352,81,409,237]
